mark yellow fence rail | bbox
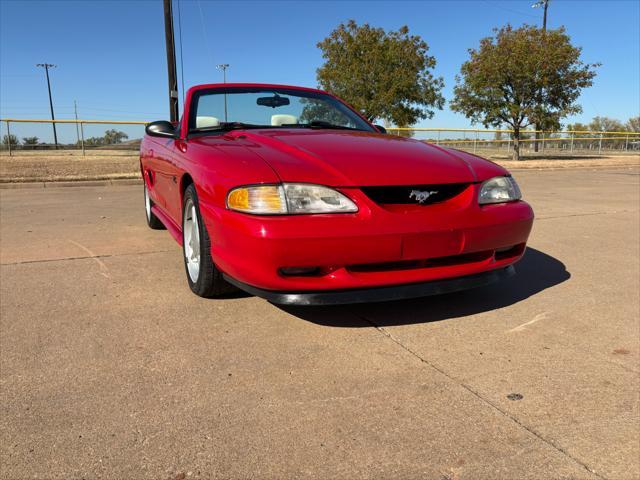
[2,118,639,157]
[387,127,640,135]
[0,118,147,125]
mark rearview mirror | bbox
[146,120,176,138]
[374,124,387,134]
[257,95,290,108]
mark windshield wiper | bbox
[283,120,365,131]
[190,122,271,133]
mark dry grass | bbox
[1,149,638,183]
[0,150,140,183]
[491,155,639,170]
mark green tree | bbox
[566,122,592,150]
[589,116,625,132]
[626,116,640,132]
[450,25,598,160]
[22,136,39,149]
[299,98,354,126]
[566,122,589,132]
[84,137,105,146]
[315,20,444,127]
[2,134,19,146]
[103,129,128,144]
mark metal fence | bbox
[2,119,639,157]
[0,119,146,156]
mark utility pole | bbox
[36,63,58,149]
[531,0,550,152]
[217,64,230,122]
[74,101,80,146]
[163,0,179,123]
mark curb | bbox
[0,178,142,189]
[506,164,640,171]
[0,163,637,189]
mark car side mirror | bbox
[374,124,387,134]
[146,120,176,138]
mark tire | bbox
[144,183,165,230]
[182,183,235,298]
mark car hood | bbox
[227,129,507,186]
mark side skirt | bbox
[151,205,183,246]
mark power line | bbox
[482,0,538,19]
[197,0,215,68]
[65,106,166,114]
[1,106,165,115]
[0,74,39,78]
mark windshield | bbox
[190,87,374,133]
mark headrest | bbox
[196,116,220,129]
[271,114,298,126]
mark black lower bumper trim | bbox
[223,266,515,306]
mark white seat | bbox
[196,116,220,128]
[271,114,298,126]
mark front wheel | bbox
[182,184,235,298]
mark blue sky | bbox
[1,0,639,143]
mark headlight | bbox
[227,183,358,215]
[478,176,522,205]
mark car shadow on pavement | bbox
[277,247,570,327]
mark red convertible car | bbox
[141,83,533,305]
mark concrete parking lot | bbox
[1,167,638,479]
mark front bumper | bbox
[200,186,534,292]
[223,265,515,305]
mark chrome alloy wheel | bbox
[183,198,201,283]
[144,184,152,221]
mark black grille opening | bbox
[347,250,493,273]
[494,243,526,261]
[361,183,469,205]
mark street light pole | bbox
[531,0,550,153]
[216,64,230,122]
[532,0,550,31]
[217,64,229,83]
[36,63,58,149]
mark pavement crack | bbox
[356,313,608,480]
[1,249,174,266]
[537,209,638,220]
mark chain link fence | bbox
[1,119,146,156]
[386,128,640,157]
